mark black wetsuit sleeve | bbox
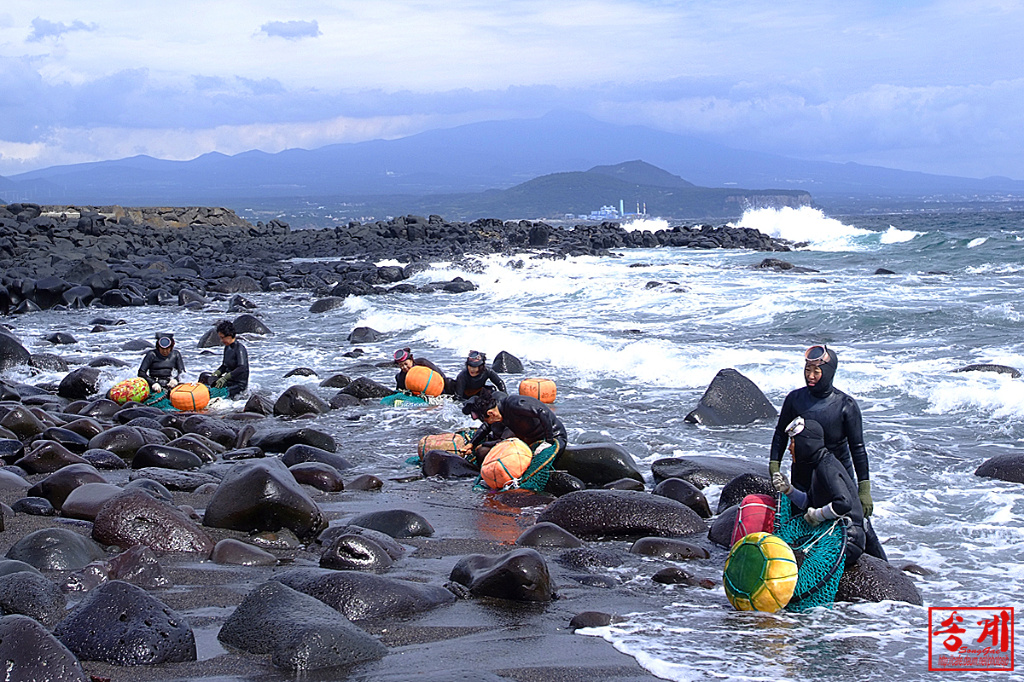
[454,370,469,400]
[487,369,506,393]
[228,343,249,381]
[842,397,870,482]
[138,351,155,383]
[173,351,186,376]
[395,370,406,390]
[770,393,798,464]
[469,423,494,448]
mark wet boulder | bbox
[975,453,1024,484]
[629,537,710,560]
[60,482,125,521]
[130,444,203,470]
[708,505,740,548]
[57,367,102,400]
[0,406,47,438]
[0,571,67,627]
[347,509,434,538]
[652,478,712,518]
[92,490,214,554]
[309,296,347,313]
[836,554,923,605]
[544,470,587,496]
[652,456,763,488]
[450,548,553,602]
[421,450,479,478]
[274,385,330,416]
[492,351,524,374]
[203,459,327,540]
[0,332,31,371]
[16,441,90,474]
[274,567,456,621]
[282,443,352,470]
[347,326,383,343]
[26,463,106,509]
[684,368,778,426]
[232,313,271,335]
[536,489,707,538]
[181,415,236,448]
[210,539,278,566]
[250,427,337,453]
[554,442,644,487]
[0,615,87,682]
[516,522,584,548]
[953,363,1021,378]
[716,473,776,513]
[340,376,393,400]
[218,581,386,671]
[5,527,107,571]
[54,580,196,665]
[289,462,345,492]
[243,392,275,415]
[39,426,91,453]
[320,534,393,572]
[318,525,406,561]
[88,425,148,460]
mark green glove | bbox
[213,375,229,389]
[212,369,223,379]
[768,460,780,477]
[858,480,874,517]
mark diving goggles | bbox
[785,416,806,438]
[804,345,831,366]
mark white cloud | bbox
[0,1,1022,177]
[259,20,320,40]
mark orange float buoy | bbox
[405,365,444,397]
[480,438,534,490]
[169,382,210,411]
[518,377,556,403]
[417,432,470,458]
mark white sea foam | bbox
[729,206,874,251]
[622,217,670,233]
[880,225,924,244]
[967,237,988,248]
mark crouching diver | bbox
[772,417,866,567]
[454,351,506,401]
[138,332,185,394]
[393,347,454,394]
[461,386,567,460]
[769,344,886,561]
[202,321,249,397]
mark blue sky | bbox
[1,1,1022,178]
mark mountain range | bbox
[2,112,1023,219]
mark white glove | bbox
[533,441,553,456]
[151,383,162,394]
[771,472,792,495]
[803,505,839,526]
[168,377,179,388]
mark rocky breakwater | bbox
[1,202,789,315]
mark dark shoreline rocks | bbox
[0,203,790,318]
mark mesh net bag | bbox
[145,386,230,411]
[474,441,559,492]
[773,495,848,611]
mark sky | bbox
[1,1,1023,179]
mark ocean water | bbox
[4,206,1024,679]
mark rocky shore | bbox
[0,202,935,682]
[0,203,788,316]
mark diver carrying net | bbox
[773,494,848,611]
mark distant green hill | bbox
[354,160,812,221]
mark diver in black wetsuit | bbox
[393,347,453,394]
[462,386,568,457]
[769,344,886,561]
[206,320,249,397]
[138,333,185,393]
[453,351,506,401]
[773,417,866,568]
